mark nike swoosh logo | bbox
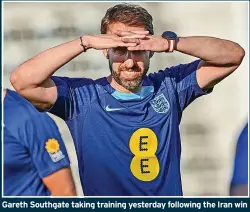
[105,105,125,112]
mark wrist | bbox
[80,35,92,51]
[161,31,178,52]
[174,37,180,51]
[162,38,170,52]
[167,40,176,52]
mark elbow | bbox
[10,70,22,92]
[234,45,245,66]
[225,45,245,72]
[10,68,27,94]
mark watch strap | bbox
[167,39,175,52]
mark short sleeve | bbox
[20,112,70,178]
[231,124,248,185]
[163,60,212,111]
[50,76,96,121]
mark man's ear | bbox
[103,49,109,59]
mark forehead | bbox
[106,22,146,34]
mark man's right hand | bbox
[10,32,149,111]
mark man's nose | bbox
[124,58,135,69]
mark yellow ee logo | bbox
[129,128,160,182]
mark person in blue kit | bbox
[11,3,245,196]
[3,89,76,196]
[230,123,248,196]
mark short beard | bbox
[109,60,149,92]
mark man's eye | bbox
[114,48,127,55]
[133,50,145,56]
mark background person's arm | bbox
[21,110,77,196]
[230,124,248,196]
[42,167,77,196]
[230,185,248,196]
[10,35,144,111]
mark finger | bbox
[122,34,147,39]
[118,42,138,47]
[111,34,145,42]
[127,30,149,35]
[127,45,147,51]
[127,46,140,51]
[115,30,149,37]
[121,38,141,44]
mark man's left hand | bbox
[115,30,169,52]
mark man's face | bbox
[106,22,150,91]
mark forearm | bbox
[50,187,77,196]
[11,37,85,89]
[176,36,245,66]
[43,167,77,197]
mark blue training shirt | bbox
[4,89,70,196]
[231,123,248,186]
[50,60,211,196]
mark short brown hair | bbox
[101,3,154,35]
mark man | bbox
[230,123,248,196]
[3,89,76,196]
[11,3,245,196]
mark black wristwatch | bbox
[161,31,178,52]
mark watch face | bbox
[162,31,177,40]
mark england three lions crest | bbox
[150,94,170,113]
